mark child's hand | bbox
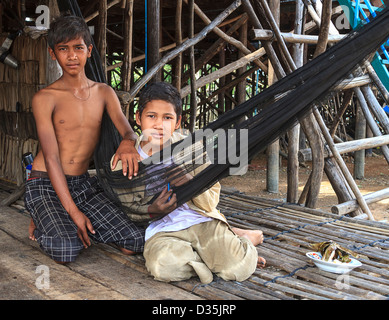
[112,139,140,179]
[148,186,177,218]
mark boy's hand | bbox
[111,139,140,179]
[148,186,177,219]
[69,209,95,248]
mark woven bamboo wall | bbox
[0,34,46,185]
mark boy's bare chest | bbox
[52,100,104,131]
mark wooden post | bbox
[218,42,226,116]
[354,102,366,179]
[173,0,183,90]
[147,0,161,83]
[236,21,248,107]
[188,0,197,132]
[122,0,133,92]
[266,0,280,194]
[287,0,304,203]
[97,0,107,79]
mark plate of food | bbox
[306,241,362,274]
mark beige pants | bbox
[143,219,258,284]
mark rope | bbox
[351,237,389,250]
[263,264,314,287]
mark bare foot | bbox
[232,227,264,246]
[119,247,136,255]
[28,218,37,241]
[257,256,266,268]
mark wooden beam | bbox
[250,30,345,44]
[299,134,389,162]
[332,188,389,215]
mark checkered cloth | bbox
[25,172,145,262]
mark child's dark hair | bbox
[48,15,92,50]
[138,82,182,120]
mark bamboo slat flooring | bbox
[1,180,388,300]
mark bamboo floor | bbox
[1,179,389,300]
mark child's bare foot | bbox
[119,247,136,255]
[232,227,264,246]
[28,218,37,241]
[257,256,266,268]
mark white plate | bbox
[306,252,362,274]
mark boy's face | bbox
[136,100,181,151]
[49,37,92,76]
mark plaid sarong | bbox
[25,171,145,262]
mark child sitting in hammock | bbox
[113,82,266,284]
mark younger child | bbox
[113,82,266,284]
[25,15,145,263]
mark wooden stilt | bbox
[313,107,375,220]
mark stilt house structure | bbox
[0,0,389,300]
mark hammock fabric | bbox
[61,1,389,213]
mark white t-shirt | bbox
[137,145,212,241]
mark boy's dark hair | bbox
[138,82,182,120]
[48,15,92,50]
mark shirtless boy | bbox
[25,15,145,263]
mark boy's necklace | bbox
[61,78,91,101]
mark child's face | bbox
[49,37,92,76]
[136,100,181,151]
